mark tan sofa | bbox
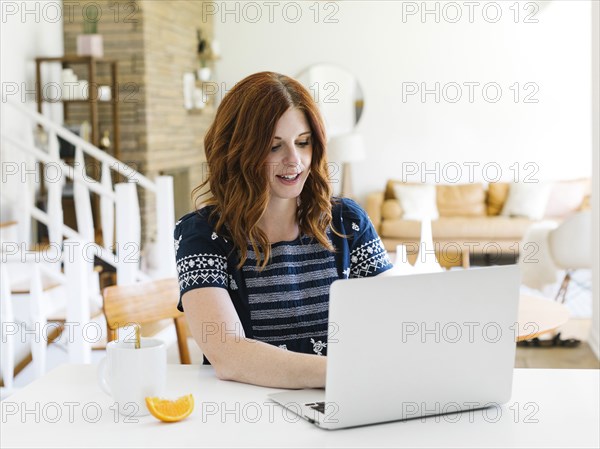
[366,179,591,259]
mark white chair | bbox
[548,210,591,303]
[526,210,593,348]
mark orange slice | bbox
[145,394,194,422]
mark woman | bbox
[175,72,392,388]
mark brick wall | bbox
[63,0,215,246]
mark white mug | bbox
[98,85,112,102]
[97,338,167,416]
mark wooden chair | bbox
[102,278,191,364]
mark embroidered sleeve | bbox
[342,198,393,278]
[174,212,229,305]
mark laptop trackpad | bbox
[268,389,326,422]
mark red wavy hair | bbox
[193,71,340,269]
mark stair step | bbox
[11,279,62,294]
[7,266,63,294]
[0,220,18,228]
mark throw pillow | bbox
[382,199,403,220]
[500,183,553,220]
[393,184,439,220]
[486,182,510,216]
[544,179,588,218]
[436,184,486,217]
[385,179,403,200]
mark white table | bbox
[1,364,598,448]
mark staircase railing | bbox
[1,99,176,283]
[1,99,177,369]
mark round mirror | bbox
[296,64,364,137]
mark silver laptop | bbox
[268,265,521,430]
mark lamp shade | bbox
[327,132,366,162]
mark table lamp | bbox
[327,132,366,198]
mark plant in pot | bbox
[77,8,103,58]
[196,29,211,82]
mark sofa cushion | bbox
[501,183,553,220]
[393,184,439,220]
[381,216,535,240]
[544,178,590,218]
[384,179,402,200]
[580,195,591,211]
[436,184,486,217]
[382,199,402,220]
[486,182,510,216]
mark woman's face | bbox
[264,107,313,201]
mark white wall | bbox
[0,0,64,117]
[590,0,599,360]
[214,0,592,202]
[0,0,64,220]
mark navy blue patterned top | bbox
[174,197,392,361]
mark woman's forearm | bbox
[183,290,327,389]
[209,336,327,389]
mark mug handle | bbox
[97,356,111,396]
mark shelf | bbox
[197,55,221,63]
[36,55,121,237]
[40,99,116,104]
[36,56,118,65]
[35,55,119,159]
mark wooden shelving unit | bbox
[35,56,120,239]
[35,55,120,160]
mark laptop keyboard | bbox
[305,402,325,414]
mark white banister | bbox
[47,128,60,159]
[115,183,141,285]
[73,147,95,243]
[64,238,91,363]
[2,98,174,285]
[155,176,176,278]
[100,162,115,249]
[4,100,156,191]
[46,175,64,252]
[0,263,15,391]
[28,264,46,380]
[46,130,64,251]
[2,133,116,201]
[16,179,33,248]
[2,99,175,381]
[29,206,122,271]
